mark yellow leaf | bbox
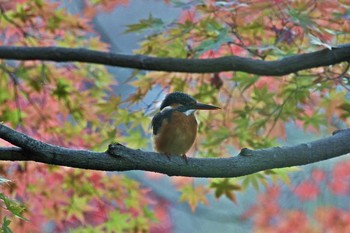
[179,185,208,212]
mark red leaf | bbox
[293,181,319,201]
[178,9,197,24]
[328,161,350,195]
[328,179,349,195]
[311,169,325,182]
[314,207,350,231]
[332,161,350,180]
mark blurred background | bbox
[0,0,349,232]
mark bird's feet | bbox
[163,153,171,160]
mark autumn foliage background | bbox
[0,0,350,232]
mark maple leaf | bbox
[125,14,165,33]
[293,181,319,201]
[105,210,132,232]
[311,169,325,182]
[327,161,350,195]
[2,0,350,232]
[210,178,241,203]
[66,195,95,223]
[328,179,349,195]
[1,217,12,233]
[0,193,27,221]
[179,185,208,212]
[332,161,350,180]
[314,206,350,231]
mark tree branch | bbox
[0,123,349,178]
[0,45,350,75]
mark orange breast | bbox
[153,111,197,156]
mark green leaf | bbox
[142,206,157,222]
[300,110,326,130]
[1,216,13,233]
[195,28,231,54]
[125,14,165,33]
[47,11,64,31]
[338,102,350,118]
[66,195,90,222]
[97,96,121,115]
[234,74,259,92]
[105,210,132,233]
[0,108,22,127]
[0,193,27,221]
[252,85,274,102]
[202,127,230,147]
[0,85,10,102]
[265,167,300,185]
[241,174,265,191]
[288,7,314,28]
[210,178,241,203]
[70,224,105,233]
[52,79,71,100]
[122,129,148,148]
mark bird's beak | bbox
[193,102,220,110]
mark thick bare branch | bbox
[0,123,349,177]
[0,45,350,75]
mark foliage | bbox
[128,0,350,219]
[0,177,26,233]
[128,0,350,230]
[0,0,349,232]
[179,184,208,212]
[0,0,155,231]
[243,162,350,232]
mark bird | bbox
[151,92,220,161]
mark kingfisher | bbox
[152,92,220,161]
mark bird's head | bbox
[160,92,220,113]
